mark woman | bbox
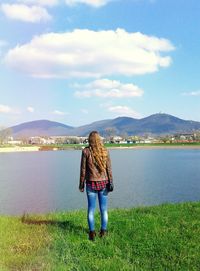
[79,131,113,241]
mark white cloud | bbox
[4,28,174,78]
[17,0,111,8]
[1,4,52,23]
[17,0,59,6]
[53,110,68,115]
[74,78,143,98]
[0,104,12,113]
[65,0,112,7]
[0,104,20,114]
[182,90,200,96]
[27,106,35,112]
[107,105,141,118]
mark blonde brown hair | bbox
[88,131,108,173]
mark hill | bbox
[10,120,75,138]
[9,113,200,138]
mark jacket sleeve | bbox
[79,149,86,189]
[106,151,113,182]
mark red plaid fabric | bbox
[86,180,108,191]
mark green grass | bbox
[104,142,200,148]
[44,142,200,149]
[0,202,200,270]
[38,142,200,150]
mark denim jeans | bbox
[86,186,108,231]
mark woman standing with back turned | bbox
[79,131,113,241]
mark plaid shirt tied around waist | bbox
[86,180,108,191]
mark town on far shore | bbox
[1,131,200,147]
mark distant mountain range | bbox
[9,113,200,138]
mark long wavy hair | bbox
[88,131,108,173]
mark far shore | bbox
[109,145,200,150]
[0,144,200,153]
[0,146,40,153]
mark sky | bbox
[0,0,200,128]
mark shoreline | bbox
[108,145,200,150]
[0,146,40,153]
[0,144,200,153]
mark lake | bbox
[0,149,200,215]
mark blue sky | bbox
[0,0,200,128]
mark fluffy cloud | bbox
[4,28,174,78]
[17,0,111,7]
[182,90,200,96]
[27,106,35,112]
[107,105,141,118]
[74,78,143,98]
[0,104,12,113]
[65,0,112,7]
[17,0,59,6]
[1,3,52,23]
[0,104,20,114]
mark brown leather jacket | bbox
[79,147,113,185]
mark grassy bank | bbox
[105,142,200,148]
[36,142,200,149]
[0,202,200,270]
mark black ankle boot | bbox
[89,231,96,241]
[99,229,107,237]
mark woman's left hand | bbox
[79,182,84,192]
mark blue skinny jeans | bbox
[86,186,108,232]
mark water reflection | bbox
[0,149,200,215]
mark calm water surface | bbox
[0,149,200,215]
